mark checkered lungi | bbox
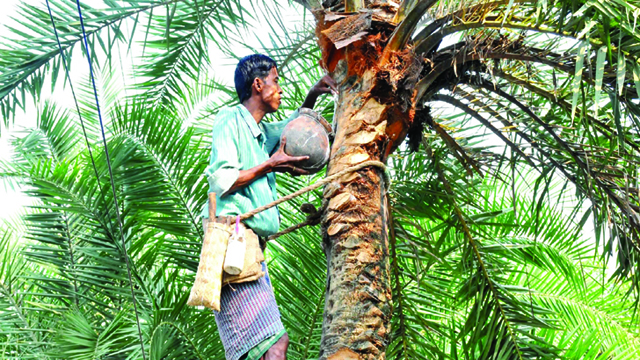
[214,261,285,360]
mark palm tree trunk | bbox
[319,86,393,359]
[316,36,418,360]
[308,4,421,358]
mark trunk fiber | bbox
[319,68,400,360]
[313,6,419,359]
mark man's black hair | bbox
[234,54,277,103]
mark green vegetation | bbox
[1,0,639,358]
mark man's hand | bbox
[310,74,339,97]
[268,136,310,176]
[302,74,338,109]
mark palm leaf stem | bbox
[393,0,419,24]
[494,70,640,153]
[300,289,324,360]
[61,214,79,308]
[433,93,537,169]
[380,0,439,64]
[423,142,526,360]
[344,0,364,12]
[432,122,484,177]
[0,282,40,346]
[389,210,409,357]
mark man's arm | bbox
[301,74,338,109]
[225,136,309,194]
[204,111,242,197]
[226,161,272,194]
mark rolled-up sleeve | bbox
[263,109,300,155]
[204,115,240,196]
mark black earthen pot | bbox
[281,108,333,174]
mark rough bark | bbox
[313,6,421,358]
[319,78,392,360]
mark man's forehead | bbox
[269,67,279,78]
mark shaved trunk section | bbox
[314,7,421,358]
[320,85,391,359]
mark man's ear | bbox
[253,77,263,93]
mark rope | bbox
[267,213,322,241]
[240,160,387,222]
[44,0,106,207]
[74,2,147,359]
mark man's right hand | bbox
[269,136,310,176]
[224,136,308,194]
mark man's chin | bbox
[268,104,280,113]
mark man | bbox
[201,54,337,360]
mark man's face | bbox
[258,67,282,113]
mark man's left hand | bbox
[302,74,338,109]
[310,74,338,97]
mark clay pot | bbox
[281,108,333,174]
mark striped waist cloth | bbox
[214,261,284,360]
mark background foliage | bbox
[0,0,639,359]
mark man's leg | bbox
[262,332,289,360]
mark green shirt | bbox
[201,104,298,236]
